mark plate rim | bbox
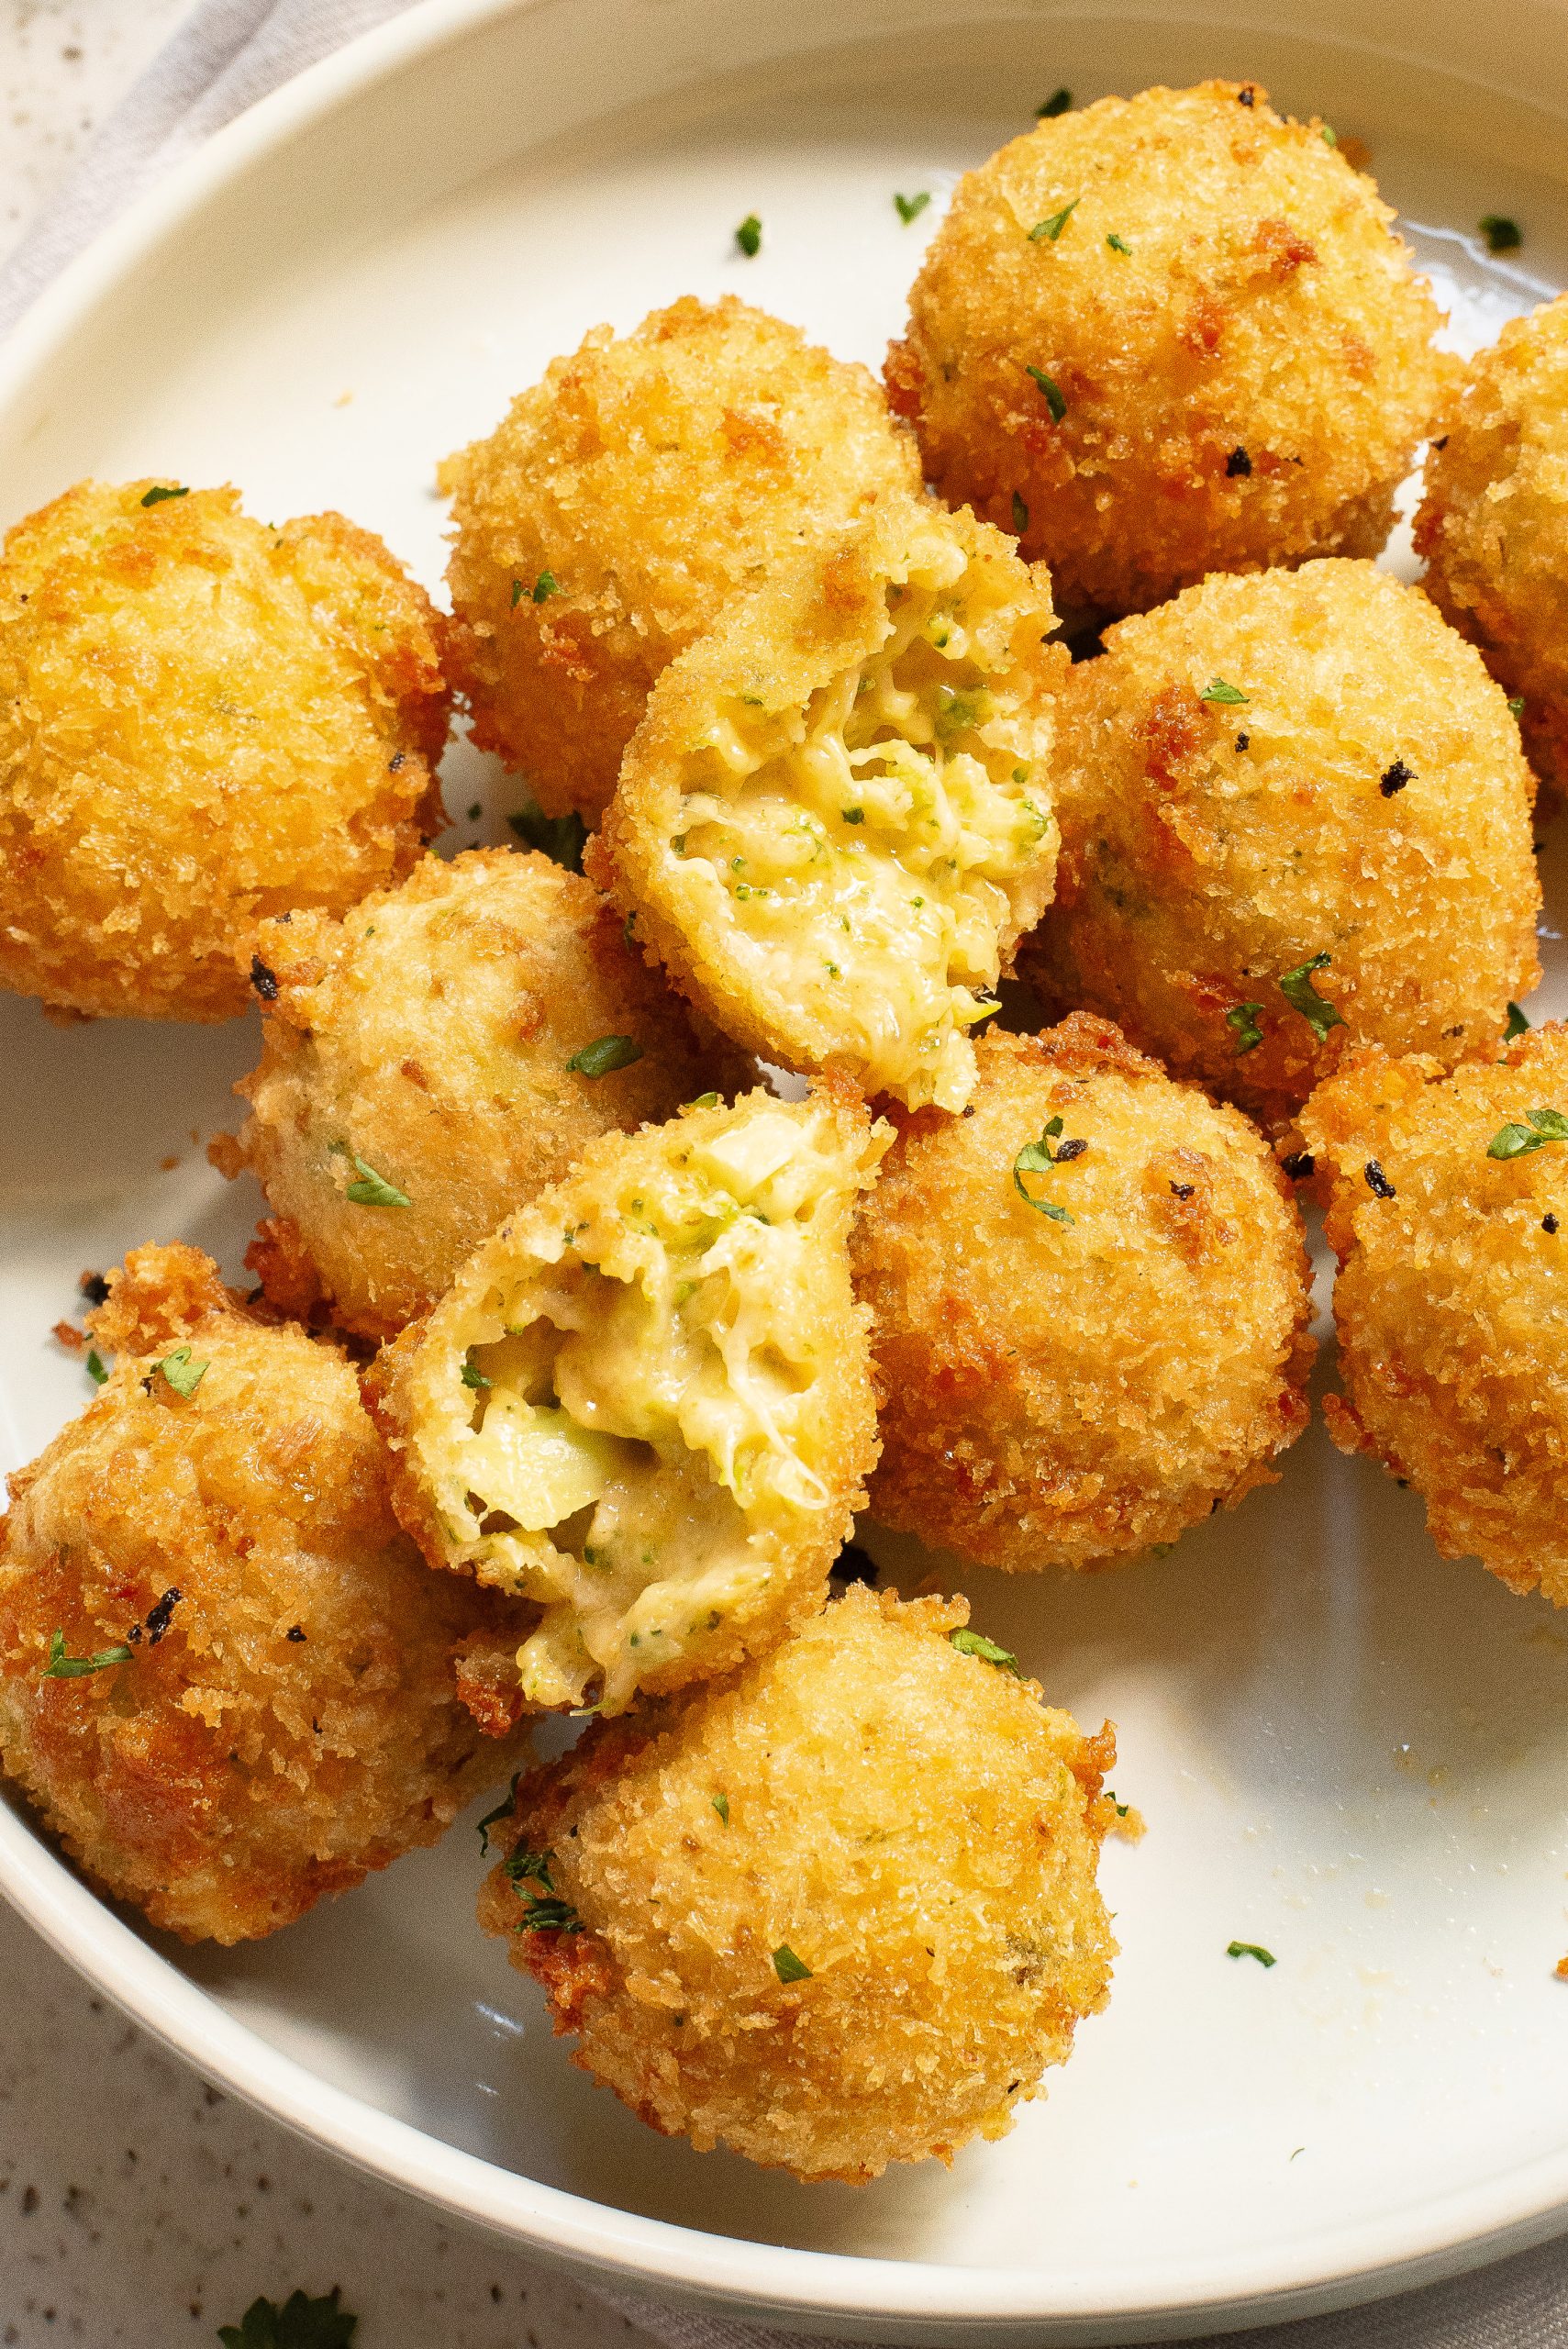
[3,0,1568,2331]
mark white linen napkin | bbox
[3,6,1567,2343]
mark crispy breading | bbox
[228,848,748,1341]
[0,1245,526,1943]
[1301,1029,1568,1602]
[439,297,920,823]
[1415,294,1568,798]
[479,1585,1117,2182]
[887,82,1454,618]
[365,1083,887,1714]
[0,481,449,1022]
[588,492,1065,1112]
[852,1019,1315,1569]
[1020,561,1540,1130]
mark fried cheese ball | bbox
[365,1083,886,1715]
[478,1585,1116,2181]
[1301,1030,1568,1602]
[1020,561,1540,1130]
[589,492,1065,1113]
[228,848,746,1341]
[853,1018,1314,1569]
[0,481,450,1022]
[886,82,1453,618]
[0,1246,525,1943]
[439,297,921,824]
[1415,295,1568,797]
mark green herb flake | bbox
[894,191,930,225]
[85,1349,108,1387]
[736,213,762,258]
[1506,1001,1531,1041]
[1277,952,1345,1043]
[1508,696,1526,718]
[158,1345,208,1397]
[43,1628,132,1681]
[1013,1115,1080,1223]
[1029,199,1080,242]
[842,807,865,824]
[1106,231,1132,254]
[461,1352,491,1391]
[685,1090,720,1109]
[1227,1940,1277,1968]
[1488,1107,1568,1160]
[1012,490,1029,534]
[511,578,525,607]
[139,484,189,508]
[1227,1000,1264,1055]
[772,1943,812,1984]
[1037,86,1073,117]
[475,1772,522,1855]
[217,2286,357,2349]
[531,570,559,602]
[949,1626,1021,1675]
[1025,363,1067,423]
[334,1149,410,1208]
[712,1793,730,1825]
[1480,213,1522,253]
[1200,676,1249,706]
[508,803,587,873]
[566,1034,643,1078]
[506,1845,583,1933]
[1320,122,1339,147]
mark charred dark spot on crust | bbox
[1544,1215,1560,1235]
[1432,434,1449,451]
[1364,1160,1396,1199]
[1234,731,1250,752]
[1169,1180,1195,1199]
[250,955,279,1001]
[143,1586,182,1646]
[1282,1151,1316,1181]
[1238,84,1255,106]
[1226,446,1252,477]
[79,1272,110,1307]
[287,1623,307,1642]
[388,751,406,772]
[1379,760,1413,797]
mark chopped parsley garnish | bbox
[1363,1159,1397,1199]
[1506,1001,1531,1041]
[1014,1115,1083,1222]
[1508,696,1526,718]
[841,806,864,823]
[1106,232,1132,254]
[43,1629,131,1680]
[507,803,587,872]
[329,1145,410,1208]
[506,1846,583,1932]
[566,1034,642,1078]
[511,578,524,607]
[1037,86,1073,117]
[475,1772,521,1854]
[1201,676,1248,706]
[1479,214,1522,253]
[85,1349,108,1386]
[712,1793,730,1825]
[1320,123,1338,147]
[1227,1000,1264,1055]
[139,484,188,507]
[1379,759,1413,797]
[685,1090,720,1108]
[217,2286,357,2349]
[1277,952,1344,1042]
[1488,1107,1568,1160]
[158,1345,208,1397]
[461,1352,491,1390]
[532,570,559,601]
[950,1627,1021,1675]
[894,191,930,224]
[735,213,762,257]
[1226,446,1251,478]
[772,1943,812,1983]
[1012,490,1029,534]
[1025,364,1067,422]
[1227,1941,1276,1967]
[1029,199,1080,242]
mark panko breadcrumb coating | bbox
[439,297,921,823]
[1416,294,1568,797]
[886,81,1453,618]
[366,1083,886,1716]
[1301,1030,1568,1603]
[589,492,1064,1112]
[479,1585,1116,2182]
[227,848,746,1341]
[1020,561,1540,1130]
[0,1245,525,1943]
[0,481,449,1022]
[853,1019,1314,1569]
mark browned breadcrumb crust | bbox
[226,847,748,1341]
[887,81,1453,618]
[1415,292,1568,798]
[0,481,449,1022]
[439,296,920,823]
[0,1244,528,1943]
[480,1585,1117,2181]
[1019,560,1540,1130]
[852,1019,1315,1570]
[1300,1030,1568,1605]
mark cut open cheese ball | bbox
[365,1083,887,1714]
[589,495,1065,1111]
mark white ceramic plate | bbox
[4,0,1568,2338]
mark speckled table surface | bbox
[0,16,662,2344]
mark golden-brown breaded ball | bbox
[365,1082,887,1717]
[589,491,1065,1113]
[0,480,449,1024]
[1300,1029,1568,1602]
[0,1245,525,1943]
[479,1585,1117,2182]
[852,1019,1315,1569]
[1415,295,1568,797]
[225,847,747,1341]
[439,296,921,824]
[1020,561,1540,1131]
[886,82,1453,618]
